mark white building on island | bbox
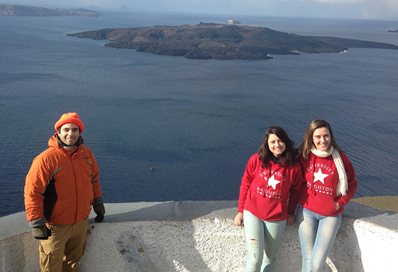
[225,19,241,25]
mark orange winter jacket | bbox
[24,135,102,226]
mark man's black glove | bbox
[32,225,52,240]
[93,201,105,223]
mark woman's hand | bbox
[234,212,244,227]
[287,214,296,225]
[335,202,340,211]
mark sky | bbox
[3,0,398,21]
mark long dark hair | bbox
[298,119,341,160]
[258,126,297,167]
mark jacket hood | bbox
[48,135,59,148]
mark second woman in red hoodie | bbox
[296,119,358,272]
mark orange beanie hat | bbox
[54,112,85,133]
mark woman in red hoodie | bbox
[234,126,303,272]
[296,119,358,272]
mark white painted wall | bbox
[0,201,397,272]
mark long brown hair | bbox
[258,126,297,167]
[298,119,341,160]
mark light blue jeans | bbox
[243,210,287,272]
[296,206,342,272]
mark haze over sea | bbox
[1,12,397,217]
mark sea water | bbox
[0,12,397,217]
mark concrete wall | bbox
[0,201,397,271]
[331,203,398,272]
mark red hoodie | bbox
[237,153,303,221]
[298,151,357,216]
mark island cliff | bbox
[68,23,398,60]
[0,4,99,17]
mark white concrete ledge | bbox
[0,201,397,271]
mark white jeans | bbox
[243,210,287,272]
[296,206,342,272]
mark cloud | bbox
[386,0,398,11]
[311,0,362,4]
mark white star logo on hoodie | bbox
[268,175,280,190]
[313,169,329,184]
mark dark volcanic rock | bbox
[0,4,99,17]
[68,23,398,60]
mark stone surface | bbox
[1,200,397,271]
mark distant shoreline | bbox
[0,4,99,17]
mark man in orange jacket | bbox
[24,112,105,271]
